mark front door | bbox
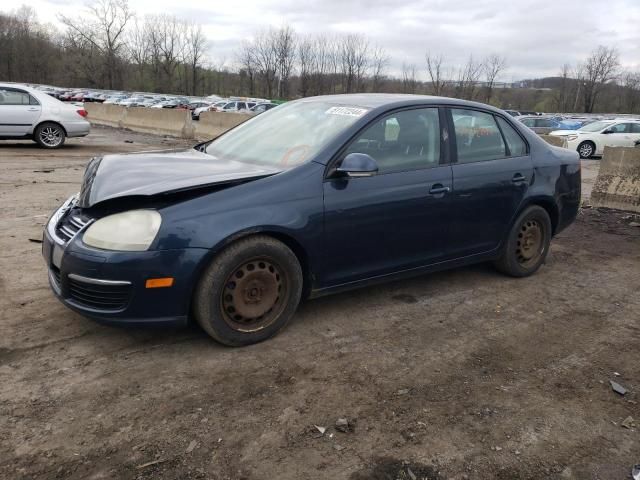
[448,108,533,258]
[606,123,640,148]
[0,87,42,136]
[322,107,453,287]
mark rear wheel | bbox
[194,236,303,346]
[577,141,594,159]
[494,206,552,277]
[34,122,65,149]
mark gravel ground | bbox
[1,127,639,480]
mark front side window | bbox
[496,117,527,156]
[521,118,536,127]
[0,89,31,106]
[344,107,441,174]
[451,109,506,163]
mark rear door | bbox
[447,108,533,258]
[607,123,639,147]
[322,107,453,286]
[0,87,42,136]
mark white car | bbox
[0,83,90,148]
[550,119,640,158]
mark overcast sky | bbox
[9,0,640,80]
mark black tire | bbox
[577,141,594,159]
[494,205,552,278]
[34,122,66,149]
[193,235,303,346]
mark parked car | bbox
[0,83,90,148]
[218,100,254,113]
[189,102,212,119]
[550,119,640,158]
[250,102,278,114]
[517,116,563,134]
[117,96,147,107]
[504,110,521,117]
[41,94,580,345]
[70,91,88,102]
[103,94,129,104]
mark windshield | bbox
[579,121,612,132]
[205,101,370,168]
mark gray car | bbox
[0,83,90,148]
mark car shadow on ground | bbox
[76,262,501,348]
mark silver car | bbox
[0,83,90,148]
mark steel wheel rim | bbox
[579,143,592,157]
[516,219,544,267]
[220,257,288,332]
[40,126,63,147]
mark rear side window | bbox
[451,109,506,163]
[0,89,31,105]
[496,117,528,157]
[631,123,640,133]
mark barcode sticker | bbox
[325,106,368,117]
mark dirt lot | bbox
[1,127,639,480]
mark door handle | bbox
[27,107,39,111]
[512,174,526,183]
[429,184,450,195]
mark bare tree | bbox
[456,55,484,100]
[483,54,506,103]
[237,41,256,96]
[580,45,620,113]
[339,34,369,93]
[298,37,315,97]
[274,25,296,99]
[425,52,448,96]
[59,0,133,89]
[370,45,389,92]
[551,63,571,112]
[251,29,278,98]
[184,22,208,95]
[401,62,418,94]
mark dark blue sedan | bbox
[42,94,581,346]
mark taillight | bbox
[77,109,88,117]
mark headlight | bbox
[83,210,162,251]
[566,134,578,141]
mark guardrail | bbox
[84,103,251,139]
[591,146,640,212]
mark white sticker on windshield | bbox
[325,106,368,117]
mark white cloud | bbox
[6,0,640,79]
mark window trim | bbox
[325,105,448,180]
[446,106,530,165]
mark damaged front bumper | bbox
[42,195,209,327]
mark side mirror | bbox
[336,153,378,178]
[602,129,614,134]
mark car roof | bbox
[295,93,509,114]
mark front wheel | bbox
[577,141,594,159]
[193,236,303,346]
[494,206,552,277]
[34,122,66,149]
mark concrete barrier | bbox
[539,134,567,148]
[84,103,126,128]
[123,106,195,138]
[591,146,640,212]
[195,111,252,140]
[85,103,195,138]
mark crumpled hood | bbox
[77,148,281,208]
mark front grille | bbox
[55,212,91,243]
[68,276,131,311]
